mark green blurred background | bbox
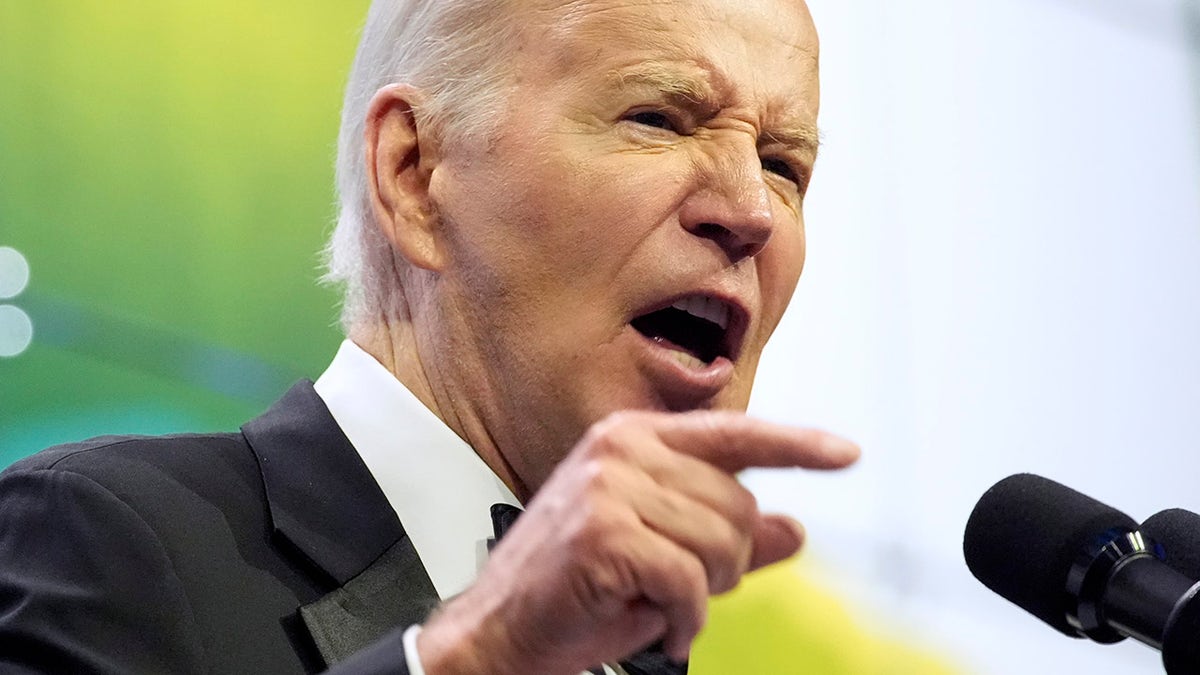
[0,1,370,465]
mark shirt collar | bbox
[313,340,520,599]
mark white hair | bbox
[324,0,521,331]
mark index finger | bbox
[650,410,860,473]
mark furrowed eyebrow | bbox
[762,124,822,156]
[606,63,719,106]
[607,62,821,155]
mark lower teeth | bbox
[672,350,707,370]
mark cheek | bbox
[527,152,688,279]
[433,153,565,282]
[429,155,644,335]
[758,217,807,335]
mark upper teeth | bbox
[671,296,730,330]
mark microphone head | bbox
[963,473,1138,637]
[1141,508,1200,580]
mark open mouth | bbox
[630,295,741,366]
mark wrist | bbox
[416,593,525,675]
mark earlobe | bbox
[365,84,445,271]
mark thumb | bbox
[749,514,805,571]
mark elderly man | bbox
[0,0,857,673]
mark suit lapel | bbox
[299,536,439,664]
[242,381,439,667]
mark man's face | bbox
[420,0,820,491]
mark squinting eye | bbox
[762,157,800,185]
[627,111,677,132]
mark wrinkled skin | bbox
[420,410,857,674]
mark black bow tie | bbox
[489,503,523,552]
[490,504,688,675]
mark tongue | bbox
[645,334,706,361]
[630,307,721,363]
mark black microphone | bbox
[1141,508,1200,674]
[1142,509,1200,579]
[963,474,1200,674]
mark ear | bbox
[365,84,445,271]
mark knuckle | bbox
[719,522,749,560]
[577,456,610,492]
[689,408,741,434]
[570,559,625,612]
[686,409,723,434]
[706,527,748,593]
[696,414,743,454]
[570,495,615,540]
[582,420,638,462]
[594,434,630,461]
[729,486,760,525]
[677,554,708,597]
[657,554,702,604]
[672,559,709,633]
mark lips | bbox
[629,292,749,367]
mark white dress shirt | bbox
[314,340,519,600]
[314,341,625,675]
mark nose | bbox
[678,148,775,262]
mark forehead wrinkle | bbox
[530,0,820,146]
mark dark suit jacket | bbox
[0,381,438,674]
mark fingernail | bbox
[833,437,861,459]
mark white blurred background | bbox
[747,0,1200,672]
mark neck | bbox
[348,314,532,502]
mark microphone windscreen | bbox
[963,473,1138,637]
[1141,508,1200,580]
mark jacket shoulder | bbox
[5,431,252,486]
